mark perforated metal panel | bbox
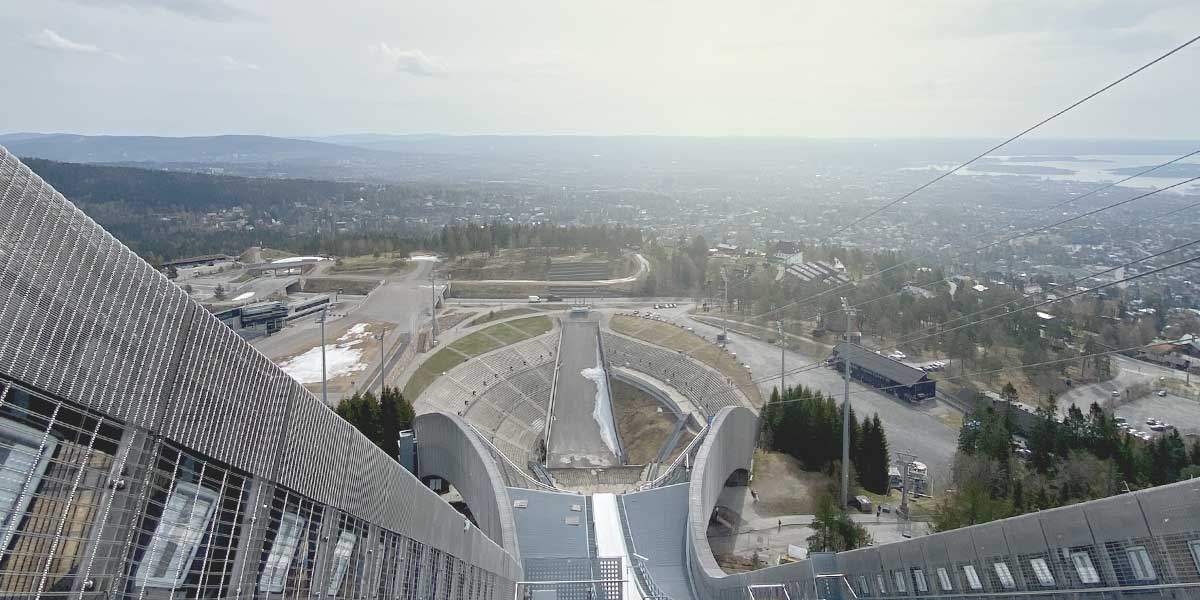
[0,146,521,598]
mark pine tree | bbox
[379,386,414,461]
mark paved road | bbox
[679,312,959,484]
[549,320,619,468]
[251,258,441,402]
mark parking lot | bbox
[1114,393,1200,438]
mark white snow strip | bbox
[410,254,440,262]
[232,291,254,301]
[591,493,643,600]
[271,255,326,264]
[582,354,619,459]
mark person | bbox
[777,519,782,532]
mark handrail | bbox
[542,317,564,460]
[639,421,710,490]
[616,495,673,600]
[465,422,568,493]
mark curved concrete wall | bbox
[685,404,1200,600]
[415,411,521,560]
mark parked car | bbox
[850,495,873,514]
[1157,390,1168,397]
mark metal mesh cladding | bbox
[0,146,521,597]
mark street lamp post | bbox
[375,327,387,397]
[319,306,328,406]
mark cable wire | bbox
[821,33,1200,242]
[745,250,1200,387]
[749,170,1200,322]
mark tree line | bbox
[936,394,1200,532]
[760,384,891,495]
[335,386,415,462]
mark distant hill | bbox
[0,132,57,144]
[1,133,389,164]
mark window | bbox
[993,561,1016,589]
[370,541,386,594]
[136,482,218,588]
[893,571,906,593]
[259,512,304,593]
[962,565,983,590]
[0,420,57,533]
[1071,551,1101,584]
[1030,558,1055,586]
[1191,540,1200,573]
[876,573,886,594]
[855,575,870,596]
[936,567,952,591]
[912,568,928,592]
[327,530,357,595]
[1127,546,1156,581]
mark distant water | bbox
[903,154,1200,194]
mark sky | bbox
[2,0,1199,138]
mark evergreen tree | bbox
[379,386,414,461]
[1028,405,1058,473]
[856,414,891,494]
[336,391,383,449]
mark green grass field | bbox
[404,315,553,401]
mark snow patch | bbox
[582,354,620,459]
[410,254,440,262]
[279,322,373,384]
[231,291,255,301]
[271,255,326,264]
[279,345,366,384]
[338,322,370,341]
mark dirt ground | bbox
[750,450,831,516]
[444,249,634,281]
[611,379,678,465]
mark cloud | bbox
[376,44,448,77]
[29,29,126,61]
[63,0,251,22]
[30,28,100,54]
[217,55,260,71]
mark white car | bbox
[1156,390,1168,397]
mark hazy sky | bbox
[3,0,1199,138]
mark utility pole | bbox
[375,327,387,397]
[777,320,786,397]
[895,450,918,520]
[319,306,329,406]
[840,297,856,509]
[721,267,730,344]
[430,267,440,345]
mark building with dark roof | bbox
[831,342,936,402]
